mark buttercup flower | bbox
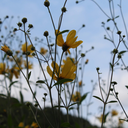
[0,63,6,74]
[56,30,83,54]
[22,42,34,57]
[79,81,82,87]
[111,110,118,116]
[1,45,13,56]
[72,91,81,102]
[47,58,76,82]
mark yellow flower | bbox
[18,122,24,127]
[72,91,81,102]
[96,114,105,123]
[47,58,76,81]
[79,81,82,87]
[111,110,118,116]
[1,45,13,56]
[25,125,30,128]
[24,60,33,69]
[22,42,34,57]
[56,30,83,54]
[8,67,20,80]
[118,118,124,125]
[40,47,47,55]
[0,63,6,74]
[31,122,38,128]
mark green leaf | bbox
[28,71,31,80]
[107,100,117,104]
[118,50,127,55]
[9,81,18,88]
[125,85,128,89]
[93,95,104,103]
[60,122,71,128]
[79,92,89,105]
[69,102,78,107]
[36,80,46,83]
[20,91,24,104]
[58,30,69,35]
[53,79,73,86]
[107,18,111,22]
[104,112,109,123]
[115,15,119,19]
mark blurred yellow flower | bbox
[24,61,33,69]
[1,45,10,52]
[96,114,104,123]
[1,45,13,56]
[118,118,124,126]
[40,47,47,55]
[31,122,38,128]
[18,122,24,127]
[22,42,34,57]
[8,67,20,80]
[111,110,118,116]
[0,63,6,74]
[79,81,82,87]
[56,30,83,54]
[25,125,30,128]
[47,58,76,81]
[72,91,81,102]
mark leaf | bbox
[58,30,69,35]
[69,102,78,107]
[93,95,104,103]
[125,85,128,89]
[60,122,71,128]
[107,18,111,22]
[9,81,18,88]
[104,112,109,123]
[53,79,73,86]
[118,50,127,55]
[115,15,119,19]
[36,80,46,84]
[107,100,117,104]
[28,71,31,80]
[20,91,24,104]
[79,92,89,105]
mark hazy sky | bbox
[1,0,128,127]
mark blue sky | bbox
[1,0,128,127]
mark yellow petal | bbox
[51,61,59,76]
[66,30,76,45]
[55,30,64,46]
[67,36,78,46]
[47,66,57,81]
[70,40,83,48]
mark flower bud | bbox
[44,31,49,37]
[22,17,27,24]
[44,0,50,7]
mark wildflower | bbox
[72,91,81,102]
[1,45,13,56]
[25,125,30,128]
[47,58,76,82]
[0,63,6,74]
[22,42,34,57]
[18,122,24,127]
[24,61,33,69]
[111,110,118,116]
[79,81,82,87]
[56,30,83,54]
[31,122,38,128]
[96,114,105,123]
[40,47,47,55]
[8,67,20,80]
